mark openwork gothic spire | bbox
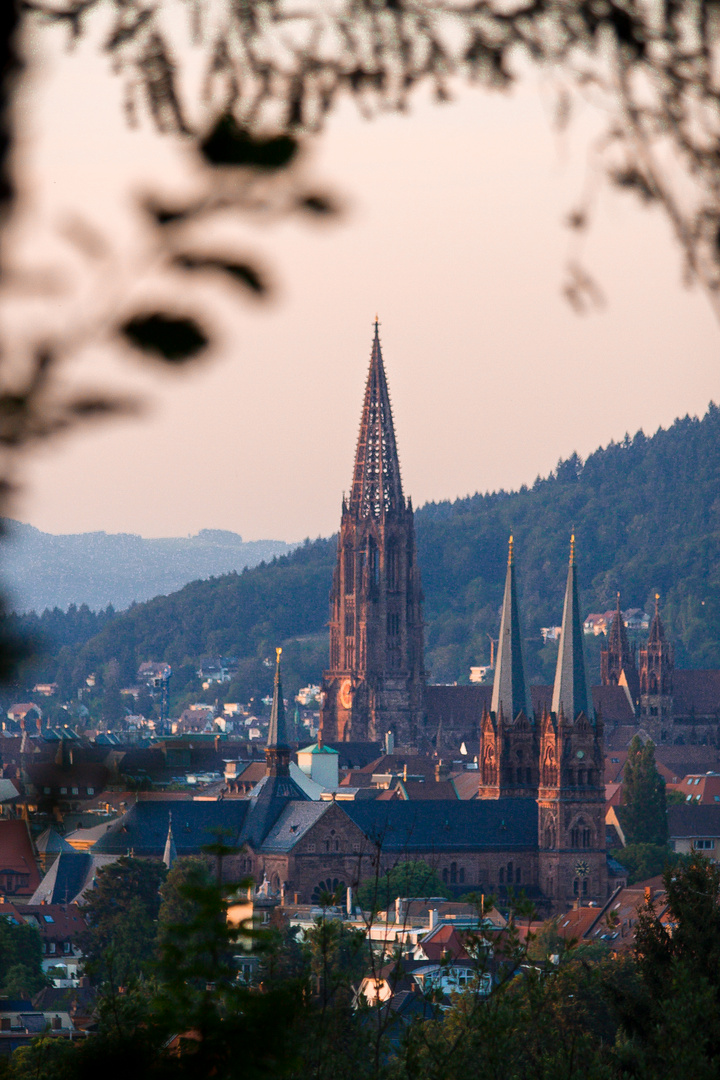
[491,535,532,720]
[552,533,593,721]
[349,320,404,518]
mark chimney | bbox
[395,897,402,924]
[428,908,438,930]
[78,975,90,988]
[51,1016,62,1030]
[384,731,394,755]
[645,886,651,904]
[435,760,450,783]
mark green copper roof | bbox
[551,534,593,720]
[267,648,289,750]
[298,742,339,755]
[491,536,531,720]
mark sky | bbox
[6,15,720,542]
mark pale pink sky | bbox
[7,21,720,541]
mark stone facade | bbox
[320,323,425,746]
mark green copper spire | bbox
[491,535,532,720]
[551,533,593,720]
[267,647,289,750]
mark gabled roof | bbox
[341,799,538,853]
[0,820,41,895]
[672,670,720,717]
[35,828,74,855]
[29,851,93,905]
[91,800,250,856]
[259,802,331,853]
[241,772,310,849]
[668,803,720,837]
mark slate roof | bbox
[425,683,630,728]
[91,800,250,856]
[341,799,538,853]
[260,802,330,852]
[241,770,311,848]
[668,804,720,837]
[30,852,92,904]
[673,670,720,717]
[35,828,73,855]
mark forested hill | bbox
[14,404,720,705]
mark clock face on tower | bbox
[339,678,353,710]
[574,859,590,878]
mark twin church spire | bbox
[491,532,593,724]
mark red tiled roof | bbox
[0,821,41,896]
[0,901,87,940]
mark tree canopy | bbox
[620,736,668,847]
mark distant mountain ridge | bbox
[1,521,297,613]
[9,404,720,706]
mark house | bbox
[0,820,42,898]
[667,772,720,805]
[668,804,720,858]
[0,901,88,979]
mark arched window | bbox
[459,867,465,885]
[450,862,457,884]
[499,867,504,885]
[442,868,448,884]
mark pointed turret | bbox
[648,593,666,644]
[163,812,177,870]
[349,319,404,519]
[552,534,593,721]
[601,592,637,688]
[265,648,291,776]
[491,535,532,721]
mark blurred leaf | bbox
[175,255,267,294]
[121,313,208,363]
[297,194,337,216]
[67,394,140,418]
[200,114,298,170]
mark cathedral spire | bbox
[491,535,531,720]
[552,533,593,720]
[349,320,404,518]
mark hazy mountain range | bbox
[1,522,297,613]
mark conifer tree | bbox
[621,736,668,846]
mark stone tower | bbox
[479,536,538,799]
[638,594,674,738]
[538,535,607,907]
[319,322,425,745]
[601,593,641,715]
[601,594,636,685]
